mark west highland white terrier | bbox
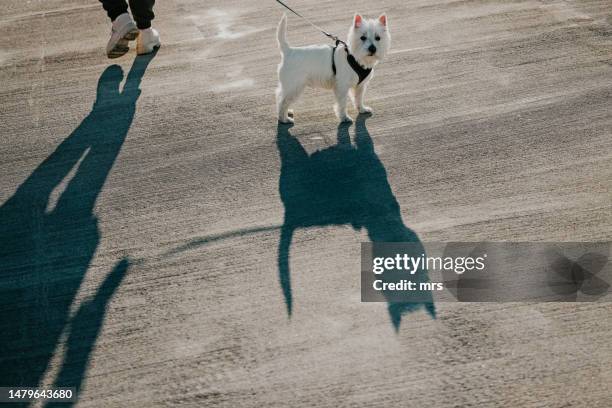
[276,13,390,123]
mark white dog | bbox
[276,13,390,123]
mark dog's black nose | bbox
[368,45,377,54]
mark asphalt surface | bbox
[1,0,611,407]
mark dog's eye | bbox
[375,35,380,41]
[360,36,367,41]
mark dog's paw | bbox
[279,117,294,124]
[359,106,373,114]
[339,115,353,123]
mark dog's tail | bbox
[277,14,290,54]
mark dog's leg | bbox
[353,81,372,114]
[334,83,353,123]
[276,85,293,124]
[276,83,302,124]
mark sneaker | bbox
[137,28,161,55]
[106,13,139,58]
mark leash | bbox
[274,0,347,47]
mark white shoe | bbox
[106,13,138,58]
[137,28,161,55]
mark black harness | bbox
[331,40,372,84]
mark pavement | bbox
[1,0,611,406]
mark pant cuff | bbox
[136,21,151,29]
[108,7,128,22]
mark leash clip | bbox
[326,33,346,49]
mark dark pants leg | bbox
[99,0,128,21]
[99,0,155,29]
[129,0,155,29]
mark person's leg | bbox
[101,0,138,58]
[128,0,155,29]
[132,0,160,55]
[99,0,129,22]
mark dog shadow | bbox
[0,51,156,404]
[276,114,435,330]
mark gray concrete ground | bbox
[1,0,611,406]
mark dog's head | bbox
[347,14,390,68]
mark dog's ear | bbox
[354,14,363,28]
[378,14,387,27]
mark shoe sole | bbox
[107,28,139,59]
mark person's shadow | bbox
[276,115,436,330]
[0,52,156,405]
